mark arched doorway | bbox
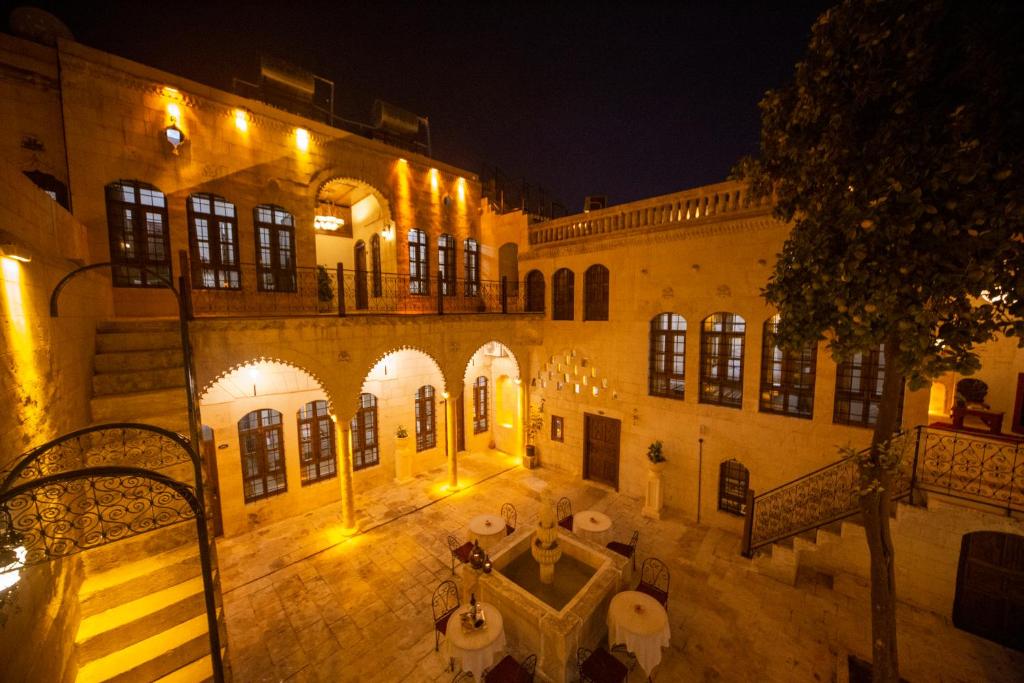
[354,240,368,310]
[463,341,521,456]
[954,531,1024,651]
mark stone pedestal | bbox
[394,436,413,483]
[642,462,665,519]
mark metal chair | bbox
[483,652,537,682]
[606,529,639,569]
[636,556,670,609]
[577,646,627,683]
[432,579,461,653]
[447,534,475,575]
[451,672,475,682]
[556,496,573,531]
[501,502,517,536]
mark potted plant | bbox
[643,441,667,519]
[316,265,334,303]
[394,424,413,482]
[647,441,667,471]
[524,404,544,469]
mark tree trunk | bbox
[859,337,905,682]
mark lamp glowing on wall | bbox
[0,544,27,593]
[456,177,466,202]
[430,168,439,192]
[234,109,249,133]
[0,244,31,264]
[382,221,396,241]
[295,127,310,151]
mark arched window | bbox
[351,393,380,470]
[525,270,545,313]
[105,180,171,287]
[473,377,489,433]
[370,233,382,297]
[298,400,335,484]
[415,385,436,451]
[253,204,296,292]
[439,233,456,296]
[583,264,609,321]
[834,344,901,426]
[699,312,746,408]
[409,229,429,294]
[464,238,480,296]
[759,315,816,418]
[238,409,286,502]
[188,193,240,289]
[649,313,686,399]
[552,268,575,320]
[718,459,749,515]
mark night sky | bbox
[6,1,834,209]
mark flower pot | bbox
[524,444,539,469]
[394,436,413,482]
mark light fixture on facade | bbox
[0,232,31,263]
[295,127,310,151]
[234,109,249,132]
[314,200,345,231]
[382,221,396,241]
[164,124,185,153]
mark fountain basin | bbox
[473,528,630,682]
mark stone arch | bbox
[199,356,336,413]
[460,339,522,382]
[352,345,449,406]
[308,172,394,227]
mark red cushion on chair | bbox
[484,654,522,682]
[580,647,628,683]
[435,610,453,635]
[454,542,474,563]
[558,515,574,531]
[505,524,515,536]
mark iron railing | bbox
[741,426,1023,557]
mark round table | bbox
[607,590,670,675]
[469,514,507,550]
[446,602,506,680]
[573,509,612,545]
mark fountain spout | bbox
[531,492,563,584]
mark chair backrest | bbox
[432,579,460,622]
[628,529,639,550]
[501,502,517,530]
[639,557,669,592]
[576,647,592,674]
[451,672,474,682]
[521,653,537,680]
[556,496,572,521]
[447,534,462,552]
[956,378,989,404]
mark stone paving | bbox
[218,452,1024,682]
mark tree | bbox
[736,1,1024,680]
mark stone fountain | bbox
[531,493,562,584]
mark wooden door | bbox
[354,241,368,310]
[584,414,620,489]
[953,531,1024,651]
[200,425,224,537]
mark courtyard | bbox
[218,452,1024,682]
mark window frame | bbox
[699,312,746,408]
[253,204,297,292]
[718,459,749,516]
[525,270,545,313]
[238,408,287,503]
[759,315,817,419]
[833,344,900,427]
[473,376,489,434]
[409,229,429,295]
[187,193,241,290]
[297,400,336,485]
[649,313,687,400]
[464,238,480,297]
[351,393,380,470]
[439,233,456,296]
[415,385,436,451]
[583,264,609,321]
[552,268,575,320]
[551,415,564,442]
[105,180,172,288]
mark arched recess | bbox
[312,175,396,275]
[463,341,521,456]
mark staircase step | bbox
[82,543,201,618]
[82,525,197,582]
[93,367,185,396]
[97,319,180,334]
[75,614,210,683]
[154,654,214,683]
[96,331,181,354]
[91,387,188,423]
[95,349,184,373]
[77,577,206,661]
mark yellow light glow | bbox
[457,177,466,202]
[234,109,248,132]
[295,128,310,151]
[162,86,180,98]
[430,168,440,192]
[442,391,450,400]
[2,257,44,440]
[394,157,413,227]
[0,546,27,592]
[397,158,407,164]
[166,102,181,122]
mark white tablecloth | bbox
[469,514,506,551]
[446,602,506,679]
[607,590,670,675]
[573,510,612,545]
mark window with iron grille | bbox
[370,233,382,297]
[415,385,436,451]
[350,393,380,470]
[238,409,287,502]
[105,180,171,287]
[834,344,901,426]
[464,238,480,296]
[439,233,456,296]
[699,312,746,408]
[718,459,749,515]
[409,229,429,294]
[298,400,336,484]
[473,377,488,433]
[187,193,240,289]
[583,264,609,321]
[551,415,564,442]
[525,270,545,312]
[552,268,574,320]
[649,313,687,399]
[759,315,816,418]
[253,205,296,292]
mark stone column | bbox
[517,380,527,460]
[445,392,458,489]
[334,416,357,531]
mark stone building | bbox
[0,22,1021,683]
